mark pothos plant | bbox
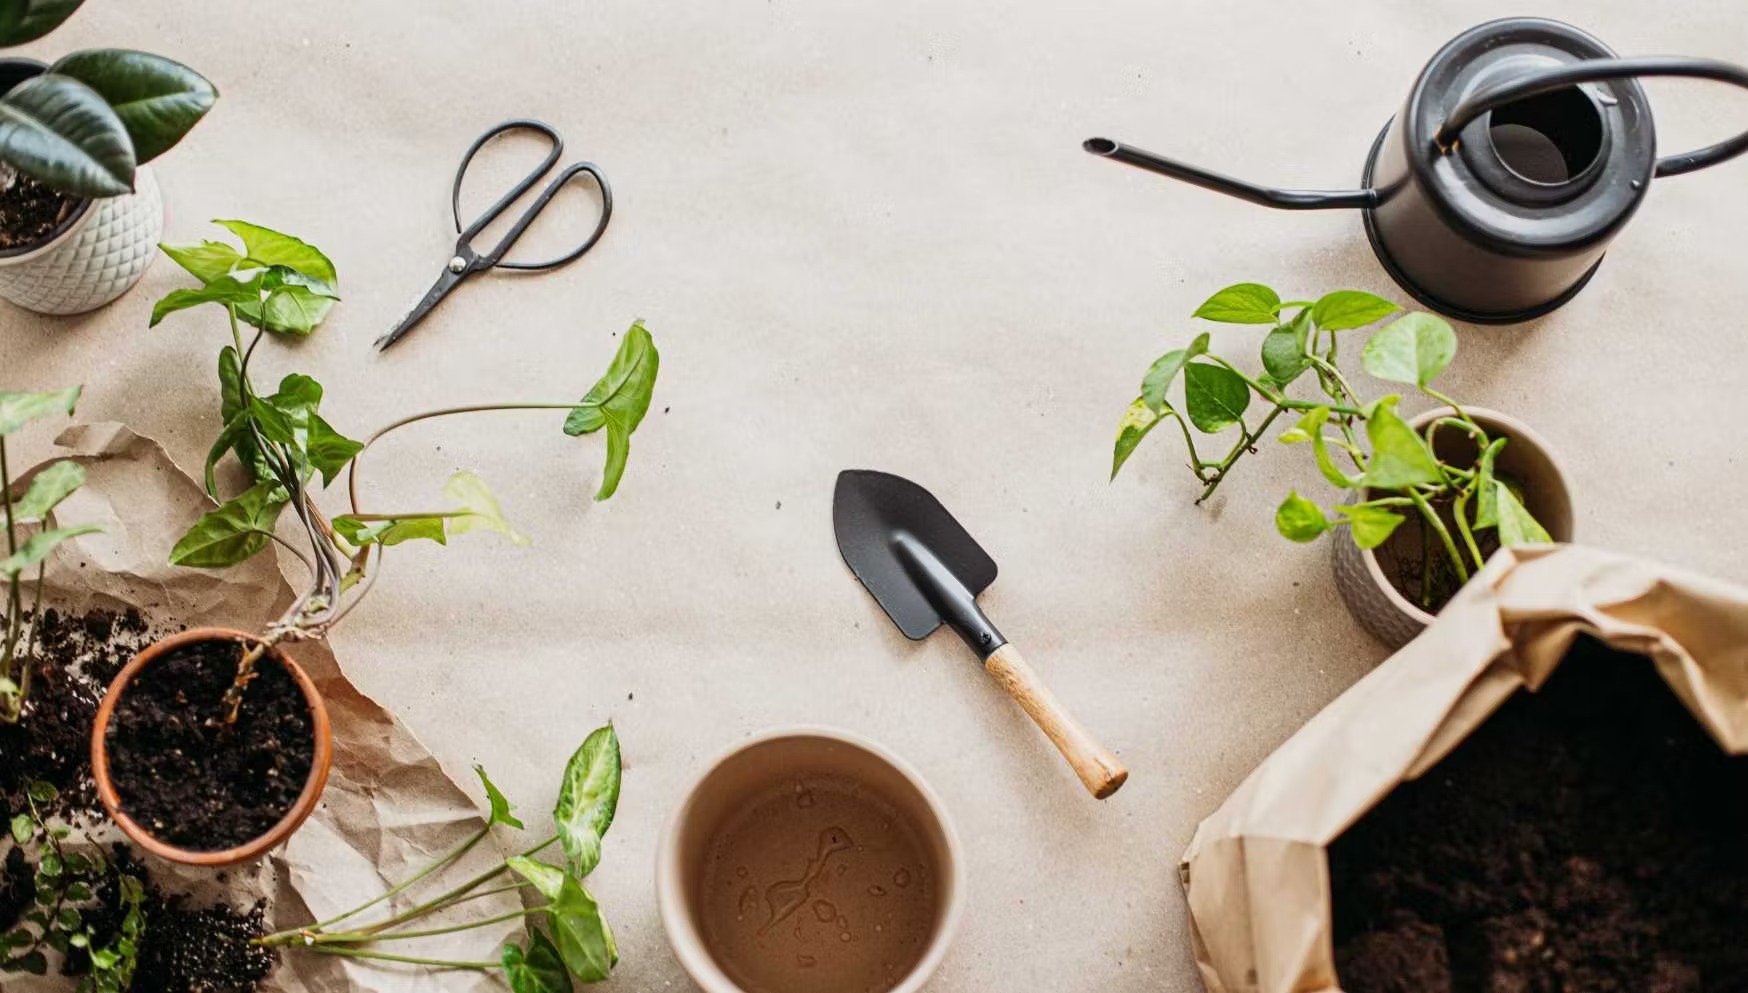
[4,781,145,989]
[1111,283,1551,607]
[255,725,624,990]
[152,221,659,713]
[0,384,98,723]
[0,0,217,199]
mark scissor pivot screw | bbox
[447,256,467,273]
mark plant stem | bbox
[311,908,544,945]
[1,438,21,721]
[1408,489,1468,588]
[340,512,468,523]
[348,836,556,938]
[299,946,500,970]
[1280,400,1364,417]
[306,827,490,933]
[1452,489,1486,571]
[1195,405,1285,505]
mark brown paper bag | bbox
[1179,544,1748,993]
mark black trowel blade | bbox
[832,470,998,640]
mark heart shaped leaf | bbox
[1309,289,1399,331]
[1361,397,1442,489]
[1139,332,1209,413]
[1182,361,1250,433]
[1274,491,1329,542]
[565,322,659,501]
[1192,283,1279,324]
[1111,397,1162,480]
[1362,313,1456,388]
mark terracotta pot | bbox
[0,58,164,316]
[90,627,333,866]
[1331,406,1575,649]
[657,726,966,993]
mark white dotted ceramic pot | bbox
[0,165,163,316]
[1331,406,1575,649]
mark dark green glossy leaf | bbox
[1111,397,1162,481]
[149,272,262,327]
[168,481,286,567]
[1309,289,1399,331]
[1361,312,1457,388]
[0,0,86,47]
[547,876,617,982]
[1495,482,1552,546]
[1338,503,1406,549]
[330,514,447,548]
[555,725,620,877]
[1139,332,1208,413]
[1274,490,1329,542]
[1192,282,1279,324]
[0,523,100,577]
[503,929,571,993]
[9,459,83,521]
[564,322,659,500]
[474,764,525,830]
[0,385,79,435]
[0,72,132,197]
[160,239,242,283]
[1362,397,1442,489]
[1260,310,1311,386]
[49,49,216,163]
[1182,361,1250,433]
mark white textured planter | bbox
[0,165,163,315]
[1332,406,1575,649]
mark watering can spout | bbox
[1083,137,1379,210]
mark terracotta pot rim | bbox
[1354,405,1575,624]
[655,725,967,993]
[90,626,333,867]
[0,58,94,262]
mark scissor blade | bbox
[374,266,466,352]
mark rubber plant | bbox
[0,0,217,199]
[151,220,659,712]
[1111,283,1551,605]
[256,725,624,989]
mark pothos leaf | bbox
[1361,312,1457,389]
[1361,397,1442,489]
[0,385,80,435]
[1494,482,1553,546]
[167,481,286,567]
[1279,405,1360,489]
[564,322,659,501]
[1337,503,1407,549]
[1192,282,1279,324]
[1309,289,1400,331]
[1472,437,1509,530]
[1111,397,1162,481]
[1182,361,1250,433]
[474,764,525,830]
[1274,490,1329,542]
[554,725,620,877]
[1139,332,1209,413]
[1260,310,1312,386]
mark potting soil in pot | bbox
[1328,636,1748,993]
[105,639,314,852]
[0,173,76,250]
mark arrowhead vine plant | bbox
[0,0,216,201]
[1111,283,1552,609]
[256,725,624,990]
[151,220,660,717]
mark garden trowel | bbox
[833,469,1128,798]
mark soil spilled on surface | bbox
[106,638,314,852]
[1329,637,1748,993]
[0,172,77,250]
[132,892,277,992]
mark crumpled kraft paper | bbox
[14,424,522,993]
[1179,544,1748,993]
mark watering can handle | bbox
[1434,56,1748,178]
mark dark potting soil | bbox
[1329,637,1748,993]
[131,894,277,992]
[0,172,77,250]
[0,608,155,822]
[106,639,314,852]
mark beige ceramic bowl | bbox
[657,726,965,993]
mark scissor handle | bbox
[451,119,613,271]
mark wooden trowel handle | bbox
[984,644,1128,799]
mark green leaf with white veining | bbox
[1182,361,1250,433]
[1274,491,1329,542]
[1494,482,1552,546]
[1309,289,1400,331]
[554,725,620,877]
[161,239,242,283]
[1337,503,1406,549]
[1362,397,1442,489]
[1140,332,1208,413]
[1260,310,1311,386]
[49,49,216,163]
[8,459,82,521]
[1361,312,1457,388]
[1472,437,1508,529]
[1192,283,1279,324]
[0,72,132,197]
[503,930,571,993]
[0,524,100,576]
[442,470,528,545]
[0,0,86,47]
[565,322,659,501]
[1111,396,1162,481]
[507,857,566,902]
[474,764,525,830]
[0,385,78,435]
[168,481,286,567]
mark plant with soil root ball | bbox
[151,220,659,719]
[256,725,625,989]
[1111,283,1552,609]
[0,1,216,244]
[1,384,100,724]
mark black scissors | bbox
[374,119,613,352]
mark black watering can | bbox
[1085,18,1748,324]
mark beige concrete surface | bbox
[4,1,1746,990]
